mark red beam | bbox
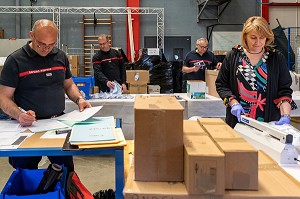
[269,3,300,6]
[126,0,140,62]
[261,0,269,23]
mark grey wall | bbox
[0,0,258,55]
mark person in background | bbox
[216,16,297,128]
[182,38,222,81]
[0,19,91,172]
[92,34,127,93]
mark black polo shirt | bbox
[183,49,218,81]
[0,42,72,119]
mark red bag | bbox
[66,171,94,199]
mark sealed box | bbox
[183,120,206,136]
[187,80,206,99]
[205,70,219,98]
[184,134,225,195]
[126,70,149,84]
[199,123,258,190]
[134,96,184,181]
[128,84,147,94]
[67,55,79,77]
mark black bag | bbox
[66,171,94,199]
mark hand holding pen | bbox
[18,107,37,127]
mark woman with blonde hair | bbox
[216,16,297,128]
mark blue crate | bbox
[72,76,94,100]
[0,167,66,199]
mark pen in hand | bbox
[18,107,37,121]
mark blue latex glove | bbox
[230,103,245,122]
[275,116,290,125]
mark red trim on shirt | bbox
[19,66,66,77]
[93,57,122,65]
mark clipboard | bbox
[19,132,66,148]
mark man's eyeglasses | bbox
[99,41,108,46]
[198,45,208,49]
[34,35,56,50]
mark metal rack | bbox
[0,6,164,50]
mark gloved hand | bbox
[275,115,290,125]
[230,103,245,122]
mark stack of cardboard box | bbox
[124,117,300,198]
[126,70,149,94]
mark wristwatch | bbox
[76,96,84,104]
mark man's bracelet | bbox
[75,96,84,104]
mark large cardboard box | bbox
[205,70,219,98]
[199,119,258,190]
[124,151,300,198]
[187,80,206,99]
[67,55,79,76]
[134,96,184,181]
[127,70,149,94]
[184,134,225,195]
[183,120,206,136]
[128,84,147,94]
[126,70,149,84]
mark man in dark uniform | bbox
[92,34,127,93]
[182,38,222,81]
[0,19,91,172]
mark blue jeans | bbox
[9,156,74,173]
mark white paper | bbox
[0,120,23,132]
[41,130,68,139]
[19,119,70,133]
[54,106,103,122]
[0,132,33,149]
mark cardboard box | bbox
[129,84,147,94]
[187,80,206,99]
[198,118,224,125]
[134,96,184,181]
[126,70,149,84]
[67,55,79,76]
[199,122,258,190]
[184,134,225,195]
[183,120,206,136]
[124,151,300,198]
[213,50,229,55]
[148,85,160,94]
[205,70,219,98]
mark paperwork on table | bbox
[54,106,103,122]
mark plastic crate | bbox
[0,168,66,199]
[72,76,94,99]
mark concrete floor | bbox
[0,155,115,195]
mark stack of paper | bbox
[69,123,117,145]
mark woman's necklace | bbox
[247,48,264,54]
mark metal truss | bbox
[0,6,164,50]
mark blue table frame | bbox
[0,119,125,199]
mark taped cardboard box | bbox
[148,85,160,94]
[134,96,184,181]
[183,120,206,136]
[200,123,258,190]
[205,70,219,98]
[198,118,225,125]
[128,84,147,94]
[184,134,225,195]
[126,70,149,84]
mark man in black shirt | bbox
[182,38,222,81]
[0,19,91,172]
[92,34,127,92]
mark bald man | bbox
[0,19,91,172]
